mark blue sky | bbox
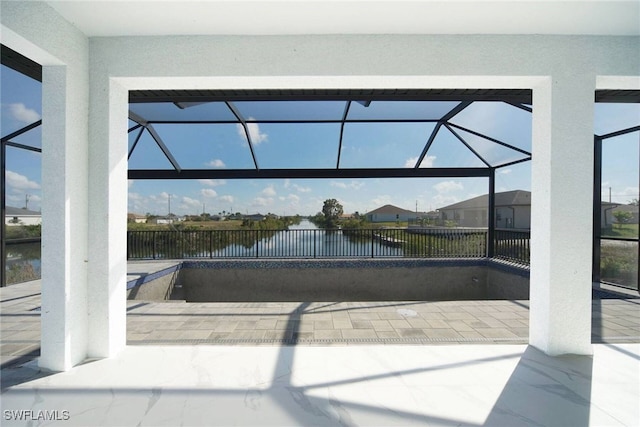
[2,64,639,216]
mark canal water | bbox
[4,221,405,285]
[210,220,404,258]
[4,242,41,285]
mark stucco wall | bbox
[127,270,180,301]
[486,262,530,300]
[127,259,532,302]
[178,260,488,302]
[1,0,92,370]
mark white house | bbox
[4,206,42,226]
[600,202,639,230]
[149,215,184,225]
[127,212,147,224]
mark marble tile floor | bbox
[1,343,638,426]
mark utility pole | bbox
[24,194,30,210]
[609,187,612,203]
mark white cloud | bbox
[182,196,201,207]
[128,192,143,201]
[287,194,301,203]
[219,195,234,204]
[293,184,311,193]
[498,169,512,175]
[404,157,418,168]
[6,193,42,210]
[284,179,291,189]
[201,188,218,198]
[422,156,436,167]
[8,103,40,124]
[372,195,392,206]
[432,194,459,208]
[330,180,365,190]
[198,179,226,186]
[406,156,436,168]
[252,197,274,207]
[159,192,170,200]
[128,180,135,188]
[5,170,40,191]
[601,186,640,203]
[237,118,267,145]
[434,181,464,193]
[261,185,277,197]
[206,159,226,168]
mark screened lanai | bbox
[126,88,639,288]
[127,89,533,258]
[127,88,533,178]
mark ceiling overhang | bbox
[46,1,640,37]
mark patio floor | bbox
[1,275,639,426]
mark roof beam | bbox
[448,122,532,156]
[1,120,42,143]
[4,141,41,153]
[596,125,640,140]
[146,124,182,173]
[336,101,351,168]
[128,126,145,160]
[226,101,259,170]
[129,110,181,172]
[1,44,42,82]
[414,101,472,169]
[129,89,534,104]
[128,110,148,126]
[504,101,532,113]
[440,100,472,122]
[445,123,492,168]
[129,167,492,180]
[414,123,442,169]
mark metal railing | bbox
[127,228,530,264]
[493,229,530,265]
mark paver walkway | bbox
[126,300,531,345]
[2,279,639,369]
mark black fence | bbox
[127,228,531,265]
[494,229,531,265]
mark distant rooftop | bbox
[5,206,41,216]
[366,204,415,216]
[440,190,531,210]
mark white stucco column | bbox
[529,73,595,356]
[86,76,128,358]
[39,65,90,371]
